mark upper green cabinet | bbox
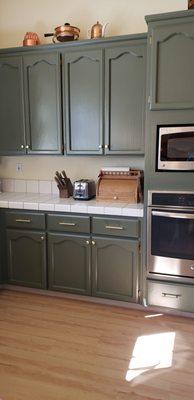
[63,49,103,154]
[23,52,62,154]
[0,51,62,155]
[0,56,25,155]
[105,42,146,154]
[0,34,147,156]
[146,12,194,110]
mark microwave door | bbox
[157,126,194,171]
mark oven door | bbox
[148,207,194,278]
[157,126,194,171]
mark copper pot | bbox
[188,0,194,8]
[44,23,80,43]
[23,32,40,46]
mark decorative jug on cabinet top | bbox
[90,21,108,39]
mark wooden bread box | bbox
[96,169,143,203]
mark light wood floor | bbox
[0,290,194,400]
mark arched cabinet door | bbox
[48,233,91,295]
[62,49,103,155]
[91,236,139,302]
[7,229,47,288]
[23,52,62,154]
[105,41,146,155]
[0,56,25,155]
[149,23,194,110]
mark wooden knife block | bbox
[96,171,143,203]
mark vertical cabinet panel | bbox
[150,22,194,110]
[48,233,91,295]
[7,229,46,288]
[23,52,62,154]
[105,43,146,154]
[63,49,103,154]
[92,237,139,302]
[0,56,25,155]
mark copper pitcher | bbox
[89,21,108,39]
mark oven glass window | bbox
[161,132,194,161]
[151,213,194,260]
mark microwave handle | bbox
[152,210,194,219]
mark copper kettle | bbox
[89,21,108,39]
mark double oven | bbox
[147,191,194,282]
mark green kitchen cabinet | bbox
[0,55,25,155]
[104,41,146,154]
[7,229,47,288]
[146,11,194,110]
[63,49,103,154]
[23,52,62,154]
[48,233,91,295]
[92,236,139,302]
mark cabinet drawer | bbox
[92,217,139,238]
[47,214,90,233]
[5,211,45,230]
[147,280,194,313]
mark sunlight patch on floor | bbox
[144,313,163,318]
[125,331,175,382]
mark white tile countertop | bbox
[0,192,144,217]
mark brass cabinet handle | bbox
[15,219,31,223]
[162,292,182,299]
[98,145,103,149]
[41,236,44,241]
[105,225,124,230]
[25,145,30,149]
[104,144,109,149]
[58,222,76,226]
[86,240,90,245]
[92,240,96,246]
[20,145,24,149]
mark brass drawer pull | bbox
[15,219,31,223]
[105,225,124,230]
[58,222,76,226]
[162,292,182,299]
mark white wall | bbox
[0,0,187,181]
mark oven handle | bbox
[152,210,194,219]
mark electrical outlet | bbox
[16,163,23,172]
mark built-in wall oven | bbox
[147,191,194,282]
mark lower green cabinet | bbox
[48,233,91,295]
[92,237,139,302]
[7,229,47,288]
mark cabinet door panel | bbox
[150,23,194,110]
[105,44,146,154]
[63,49,103,154]
[7,229,46,288]
[48,233,91,295]
[24,52,62,154]
[92,236,139,302]
[0,56,25,155]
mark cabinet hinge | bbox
[149,35,152,45]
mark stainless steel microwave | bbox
[157,125,194,171]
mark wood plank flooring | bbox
[0,290,194,400]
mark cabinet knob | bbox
[20,145,24,149]
[105,144,109,149]
[86,240,90,245]
[26,145,30,149]
[41,236,44,241]
[99,145,103,149]
[92,240,96,246]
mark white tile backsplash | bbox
[39,180,52,194]
[14,179,27,193]
[2,179,15,192]
[27,180,39,193]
